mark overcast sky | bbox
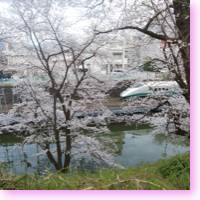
[0,0,92,38]
[0,0,10,14]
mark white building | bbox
[1,33,165,79]
[95,34,164,75]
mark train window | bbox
[134,83,144,88]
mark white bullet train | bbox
[120,81,182,98]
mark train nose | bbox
[120,91,127,98]
[120,88,137,98]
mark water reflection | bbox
[114,129,188,167]
[0,125,189,174]
[0,142,50,174]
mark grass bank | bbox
[0,152,189,190]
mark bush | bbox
[158,153,190,189]
[142,61,158,72]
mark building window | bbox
[113,52,122,59]
[113,52,122,56]
[115,64,122,68]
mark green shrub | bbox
[158,153,190,189]
[142,61,158,72]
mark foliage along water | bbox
[0,123,189,174]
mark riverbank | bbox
[0,152,189,190]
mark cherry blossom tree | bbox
[89,0,189,103]
[0,0,189,172]
[3,0,114,172]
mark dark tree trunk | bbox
[173,0,190,103]
[63,129,72,172]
